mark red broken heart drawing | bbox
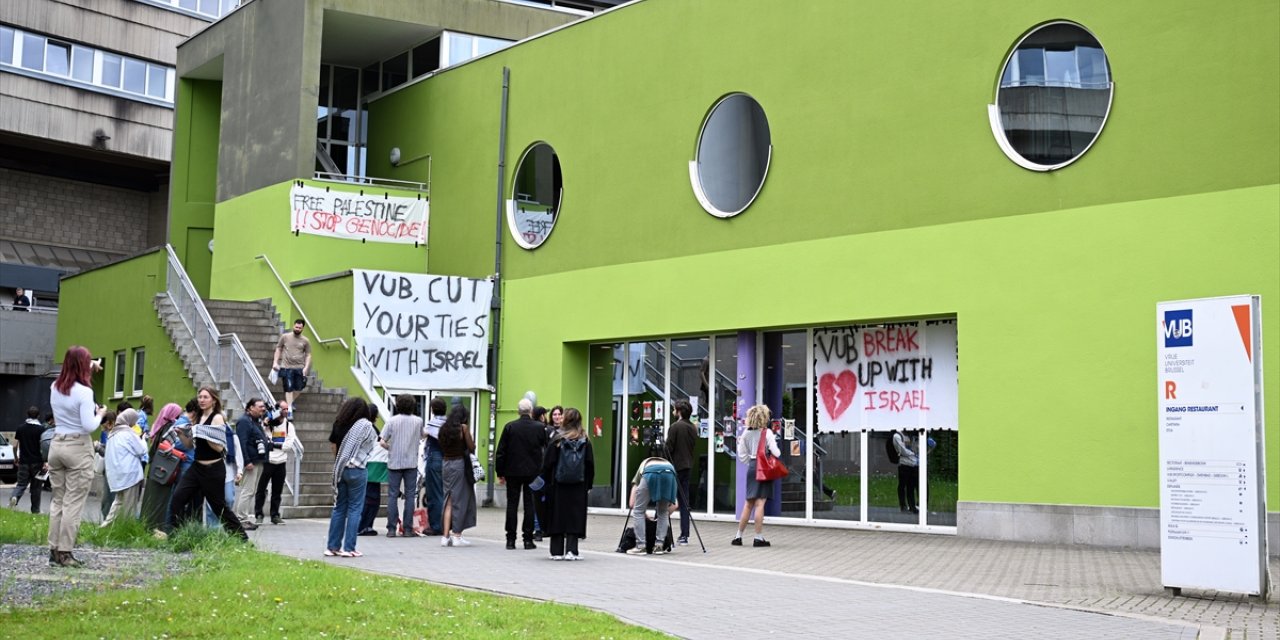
[819,370,858,421]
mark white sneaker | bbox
[452,536,471,546]
[551,555,564,561]
[626,547,647,555]
[566,553,581,561]
[440,536,452,547]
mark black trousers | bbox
[168,461,247,539]
[504,476,536,542]
[12,462,43,512]
[550,534,579,556]
[255,460,287,518]
[359,482,381,532]
[897,464,919,511]
[675,468,691,539]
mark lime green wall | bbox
[55,250,194,407]
[498,186,1279,509]
[368,0,1279,283]
[169,79,222,296]
[292,274,355,393]
[208,179,428,393]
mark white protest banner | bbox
[813,319,958,433]
[1157,295,1267,597]
[353,270,492,390]
[291,183,428,245]
[509,200,555,248]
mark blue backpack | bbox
[555,438,586,484]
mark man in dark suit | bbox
[664,399,697,546]
[495,398,548,549]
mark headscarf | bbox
[114,408,139,428]
[151,403,183,439]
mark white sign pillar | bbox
[1157,295,1268,598]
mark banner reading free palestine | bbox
[291,183,428,245]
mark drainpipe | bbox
[484,66,510,507]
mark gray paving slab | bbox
[247,511,1200,640]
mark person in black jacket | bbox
[664,399,697,546]
[495,398,548,550]
[541,408,593,561]
[233,398,269,530]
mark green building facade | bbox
[58,0,1279,547]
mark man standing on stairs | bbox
[235,399,270,530]
[272,320,312,412]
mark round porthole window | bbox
[989,22,1113,171]
[507,142,563,250]
[689,93,772,218]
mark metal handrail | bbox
[163,245,275,410]
[312,171,429,193]
[352,342,393,419]
[254,253,348,350]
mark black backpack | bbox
[885,431,901,464]
[555,438,586,483]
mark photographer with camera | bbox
[234,399,269,530]
[256,400,297,525]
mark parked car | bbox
[0,433,16,483]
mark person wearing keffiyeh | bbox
[326,398,377,557]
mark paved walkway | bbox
[7,488,1276,638]
[244,507,1279,639]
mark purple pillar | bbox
[761,332,784,516]
[735,331,756,519]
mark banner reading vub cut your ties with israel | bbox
[353,270,492,391]
[291,184,428,245]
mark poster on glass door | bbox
[1157,295,1267,597]
[813,319,957,433]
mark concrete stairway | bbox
[148,297,344,519]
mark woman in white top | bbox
[47,346,105,567]
[733,404,780,547]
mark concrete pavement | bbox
[245,507,1277,639]
[6,485,1275,638]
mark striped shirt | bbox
[379,414,424,470]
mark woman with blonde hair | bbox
[47,346,105,567]
[732,404,779,547]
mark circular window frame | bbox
[688,92,773,218]
[506,141,563,250]
[987,20,1114,172]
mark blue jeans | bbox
[327,467,367,552]
[206,479,235,527]
[386,468,418,533]
[424,449,444,533]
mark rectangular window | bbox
[71,45,93,82]
[20,32,44,70]
[1,27,15,65]
[101,53,122,88]
[123,58,146,94]
[198,0,219,17]
[146,64,166,98]
[113,351,127,398]
[45,40,70,75]
[381,52,408,91]
[132,349,146,395]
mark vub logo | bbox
[1163,309,1193,347]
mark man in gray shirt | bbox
[380,394,424,537]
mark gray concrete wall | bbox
[959,501,1280,556]
[3,0,204,64]
[0,167,153,255]
[0,74,174,161]
[178,0,579,201]
[1,0,207,161]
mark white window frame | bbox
[0,25,174,106]
[112,350,127,399]
[131,348,146,396]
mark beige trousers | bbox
[48,433,95,552]
[101,481,142,528]
[235,464,262,521]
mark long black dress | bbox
[540,436,594,538]
[138,422,178,531]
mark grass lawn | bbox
[0,510,662,639]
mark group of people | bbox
[19,345,300,567]
[323,395,480,557]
